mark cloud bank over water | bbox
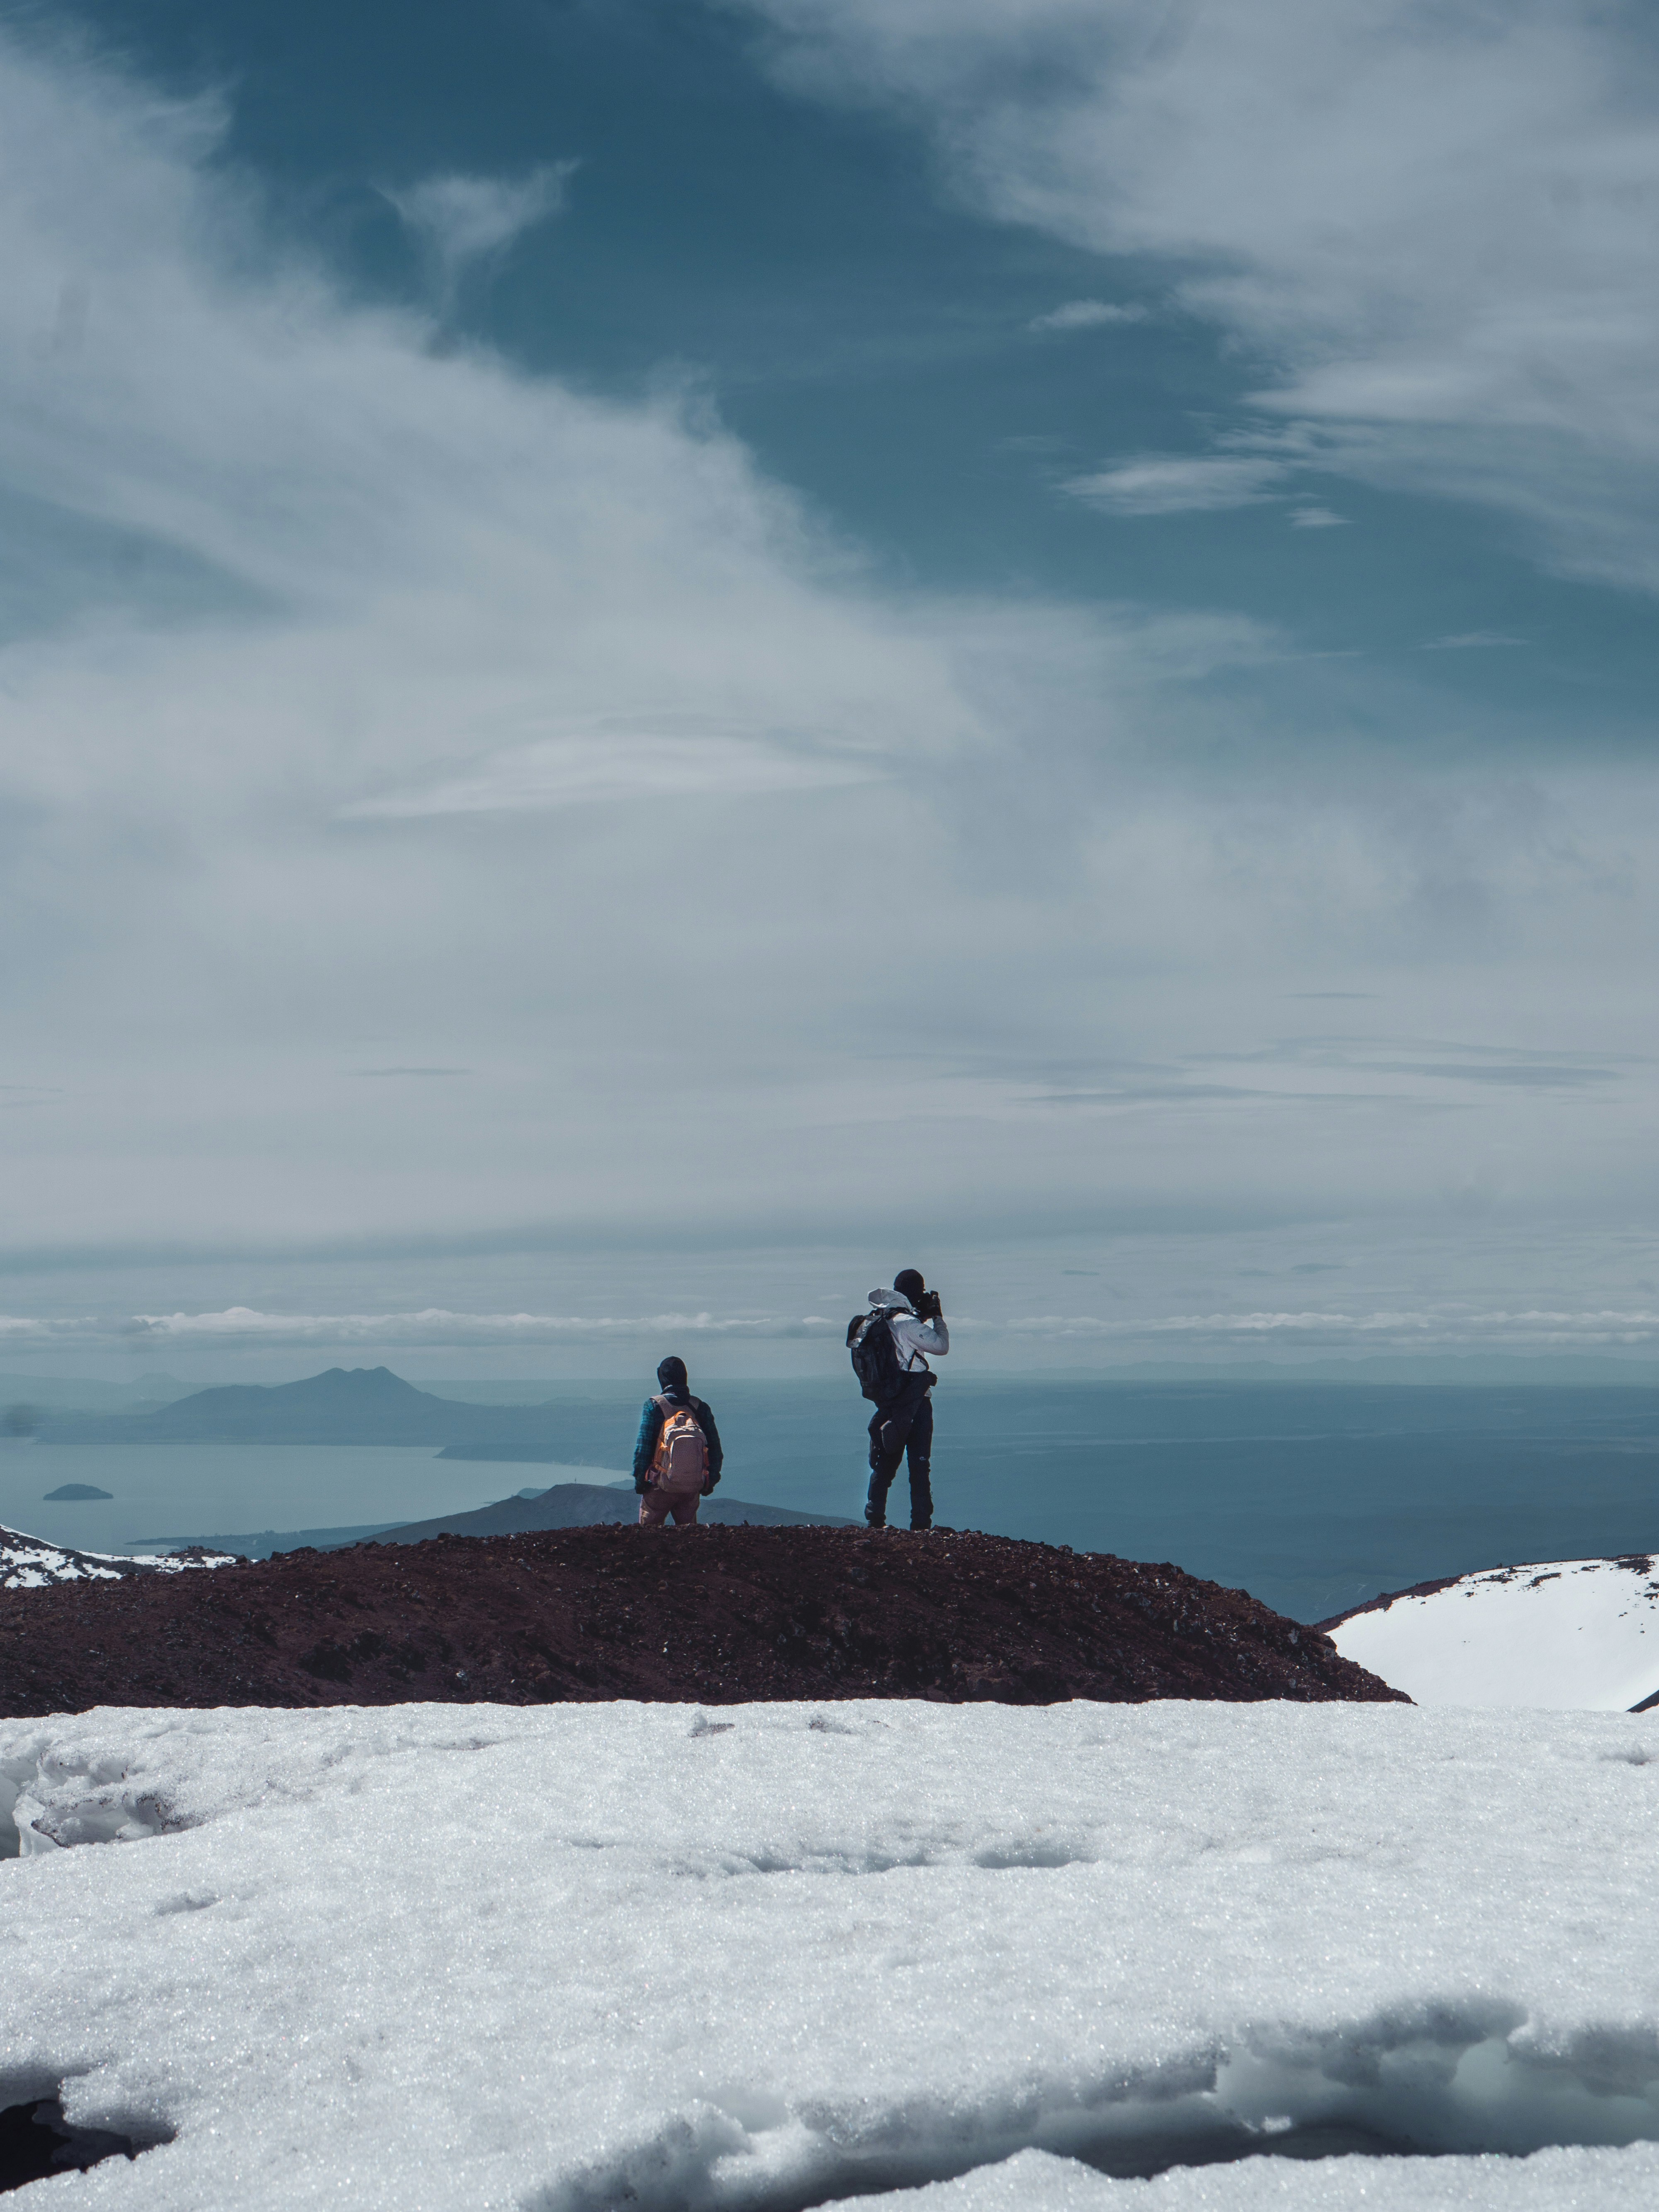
[9,1302,1659,1364]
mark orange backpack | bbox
[650,1397,709,1492]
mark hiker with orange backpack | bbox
[848,1269,949,1531]
[632,1355,723,1528]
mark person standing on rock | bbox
[632,1356,723,1528]
[849,1270,949,1532]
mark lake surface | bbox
[0,1445,618,1560]
[7,1379,1659,1623]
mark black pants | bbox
[866,1378,934,1530]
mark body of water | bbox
[0,1444,614,1559]
[7,1380,1659,1623]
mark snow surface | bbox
[0,1525,235,1590]
[1327,1555,1659,1710]
[4,1700,1659,2207]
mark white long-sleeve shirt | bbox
[867,1288,949,1372]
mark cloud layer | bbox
[10,1299,1659,1359]
[2,17,1658,1356]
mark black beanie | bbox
[893,1268,926,1305]
[657,1355,689,1392]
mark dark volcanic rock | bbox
[0,1526,1406,1715]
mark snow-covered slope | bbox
[1324,1554,1659,1709]
[0,1526,235,1590]
[5,1701,1659,2207]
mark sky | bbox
[5,0,1659,1379]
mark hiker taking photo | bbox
[848,1269,949,1532]
[632,1356,722,1528]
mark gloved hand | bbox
[634,1476,649,1494]
[920,1288,944,1321]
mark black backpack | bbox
[847,1309,907,1405]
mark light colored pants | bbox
[638,1485,702,1528]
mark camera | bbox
[919,1288,944,1321]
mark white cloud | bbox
[1008,1308,1659,1348]
[738,0,1659,592]
[0,1316,85,1341]
[1423,631,1527,651]
[1028,297,1146,332]
[342,722,879,819]
[17,1299,1659,1357]
[1065,455,1287,515]
[122,1308,839,1346]
[386,164,573,302]
[1289,506,1348,529]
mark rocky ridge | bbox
[0,1524,1405,1714]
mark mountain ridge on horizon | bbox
[36,1365,536,1448]
[35,1357,1659,1460]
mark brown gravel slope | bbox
[0,1525,1406,1715]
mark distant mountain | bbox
[32,1365,861,1497]
[370,1484,856,1545]
[40,1366,503,1447]
[1321,1552,1659,1711]
[36,1365,636,1460]
[0,1371,189,1414]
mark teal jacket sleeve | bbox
[631,1397,664,1490]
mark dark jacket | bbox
[632,1389,723,1493]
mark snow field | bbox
[1328,1556,1659,1710]
[1,1526,234,1590]
[2,1700,1659,2207]
[2,1531,126,1590]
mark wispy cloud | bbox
[1289,505,1348,529]
[1028,297,1147,333]
[1007,1309,1659,1348]
[1065,455,1287,515]
[124,1308,840,1346]
[1422,631,1526,651]
[342,725,878,819]
[741,0,1659,593]
[386,164,574,304]
[14,1302,1659,1355]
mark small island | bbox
[42,1483,114,1501]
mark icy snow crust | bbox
[1328,1555,1659,1710]
[3,1701,1659,2208]
[0,1524,234,1591]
